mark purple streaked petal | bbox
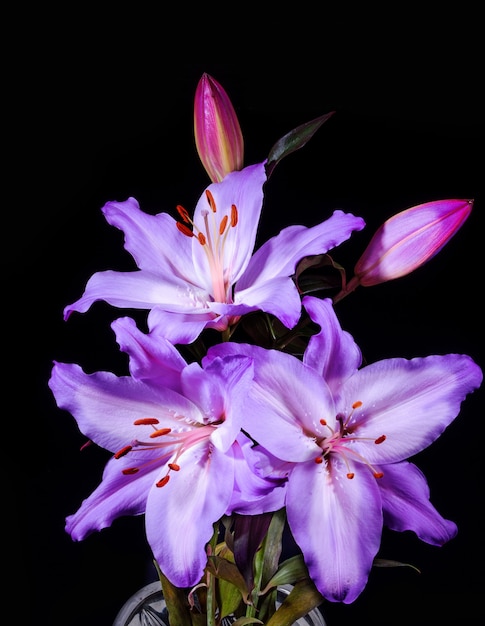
[302,296,362,390]
[145,441,235,588]
[336,354,482,464]
[237,210,365,291]
[287,456,382,604]
[111,316,187,390]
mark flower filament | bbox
[315,401,386,479]
[176,189,239,303]
[114,415,216,487]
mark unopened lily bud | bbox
[194,73,244,182]
[353,198,473,287]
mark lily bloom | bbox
[349,198,473,289]
[194,72,244,182]
[63,162,365,344]
[48,317,287,589]
[206,295,482,603]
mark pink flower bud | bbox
[194,73,244,182]
[353,199,473,287]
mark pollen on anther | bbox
[320,418,327,426]
[122,467,139,475]
[156,476,170,488]
[168,463,180,471]
[150,428,172,438]
[346,472,355,479]
[133,417,160,426]
[198,232,207,245]
[315,456,323,464]
[373,471,384,479]
[352,401,363,409]
[176,222,194,238]
[114,445,133,459]
[219,215,228,234]
[176,205,190,223]
[205,189,217,212]
[374,435,386,444]
[231,204,238,227]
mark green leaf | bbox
[206,554,250,603]
[266,112,335,178]
[231,618,264,625]
[265,580,324,626]
[295,254,346,295]
[259,555,309,595]
[373,558,421,574]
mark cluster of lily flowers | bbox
[49,74,483,625]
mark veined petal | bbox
[48,361,199,452]
[336,354,483,464]
[147,306,223,344]
[379,462,457,545]
[145,441,235,588]
[237,210,365,291]
[102,197,195,278]
[303,296,362,390]
[66,453,166,541]
[287,457,382,603]
[64,269,209,320]
[191,162,267,290]
[235,276,302,329]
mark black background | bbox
[18,8,483,626]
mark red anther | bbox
[122,467,139,475]
[198,232,207,245]
[205,189,217,212]
[320,418,327,426]
[346,472,355,479]
[176,205,190,223]
[114,445,133,459]
[156,476,170,488]
[231,204,238,227]
[176,222,194,237]
[149,428,172,438]
[219,215,228,234]
[373,471,384,479]
[352,401,363,409]
[168,463,180,471]
[315,456,323,464]
[80,439,93,451]
[374,435,386,444]
[133,417,160,425]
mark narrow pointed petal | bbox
[354,199,473,286]
[379,462,457,545]
[112,316,187,390]
[303,296,362,389]
[145,441,235,588]
[287,458,382,603]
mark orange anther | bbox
[205,189,217,212]
[122,467,139,475]
[149,428,172,438]
[156,476,170,488]
[346,472,355,479]
[168,463,180,471]
[114,445,133,459]
[198,232,207,245]
[320,419,327,426]
[176,222,194,237]
[133,417,160,426]
[373,471,384,479]
[374,435,386,444]
[230,204,238,227]
[352,401,363,409]
[219,215,228,234]
[315,456,323,464]
[176,205,190,223]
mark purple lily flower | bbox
[205,296,482,603]
[48,319,286,589]
[63,162,365,344]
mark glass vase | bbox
[113,581,327,625]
